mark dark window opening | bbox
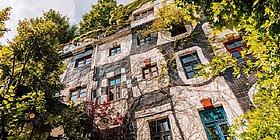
[170,23,187,37]
[69,87,87,101]
[149,118,172,140]
[108,75,121,101]
[142,65,158,79]
[180,52,201,79]
[109,45,121,56]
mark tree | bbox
[42,9,77,44]
[0,9,82,139]
[149,0,280,139]
[79,0,117,34]
[0,7,11,39]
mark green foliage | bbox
[176,0,280,139]
[0,7,11,38]
[75,0,151,43]
[79,0,117,34]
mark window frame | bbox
[69,86,87,101]
[107,75,122,101]
[199,107,230,140]
[75,55,92,68]
[109,45,121,56]
[142,65,159,79]
[223,37,252,63]
[179,52,201,79]
[149,118,172,140]
[133,8,154,21]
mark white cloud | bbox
[0,0,132,44]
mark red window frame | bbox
[142,65,159,79]
[223,37,252,63]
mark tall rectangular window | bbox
[142,65,158,79]
[108,75,121,101]
[180,52,201,79]
[199,107,230,140]
[149,118,172,140]
[69,87,87,101]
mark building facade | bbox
[56,0,257,139]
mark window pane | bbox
[151,66,157,72]
[232,51,241,58]
[110,80,115,86]
[109,94,114,101]
[181,57,191,64]
[110,88,114,95]
[234,41,244,47]
[71,91,78,100]
[77,60,84,67]
[116,47,121,53]
[213,110,226,120]
[144,69,150,74]
[85,57,91,64]
[187,72,195,79]
[206,126,220,140]
[115,78,121,85]
[161,121,170,131]
[135,14,141,20]
[153,71,158,77]
[237,57,244,63]
[184,65,193,72]
[227,43,236,49]
[116,86,121,93]
[163,135,171,140]
[219,124,229,136]
[142,12,147,17]
[116,92,120,99]
[202,112,215,124]
[145,73,150,79]
[80,88,87,97]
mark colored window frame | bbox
[109,45,121,56]
[223,37,253,63]
[180,52,201,79]
[149,118,172,140]
[142,65,159,79]
[75,55,92,68]
[199,107,230,140]
[70,87,87,101]
[108,75,121,101]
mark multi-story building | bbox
[55,0,257,139]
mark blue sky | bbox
[0,0,131,44]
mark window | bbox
[137,33,156,45]
[149,118,172,140]
[74,49,93,68]
[199,107,230,140]
[170,23,187,37]
[134,8,154,21]
[109,45,121,56]
[108,75,121,101]
[180,52,201,79]
[70,87,87,101]
[142,65,158,79]
[224,35,253,63]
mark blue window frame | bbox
[199,107,230,140]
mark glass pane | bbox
[202,112,215,124]
[110,80,115,86]
[153,71,158,77]
[77,60,84,67]
[150,121,157,133]
[85,58,91,64]
[115,78,121,85]
[181,57,191,64]
[207,126,220,140]
[232,51,241,58]
[109,94,114,101]
[71,91,78,100]
[151,66,157,72]
[246,54,254,60]
[145,74,150,79]
[227,43,236,49]
[135,14,141,20]
[144,69,150,74]
[163,135,171,140]
[234,41,244,47]
[161,121,170,131]
[116,92,120,99]
[116,86,121,93]
[213,110,225,120]
[142,12,147,17]
[237,57,244,63]
[116,47,121,53]
[184,65,193,72]
[187,72,195,79]
[110,88,114,95]
[80,88,87,97]
[189,55,198,62]
[145,35,151,42]
[219,124,229,136]
[140,39,145,45]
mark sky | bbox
[0,0,131,44]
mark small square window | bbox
[143,65,158,79]
[180,52,201,79]
[109,45,121,56]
